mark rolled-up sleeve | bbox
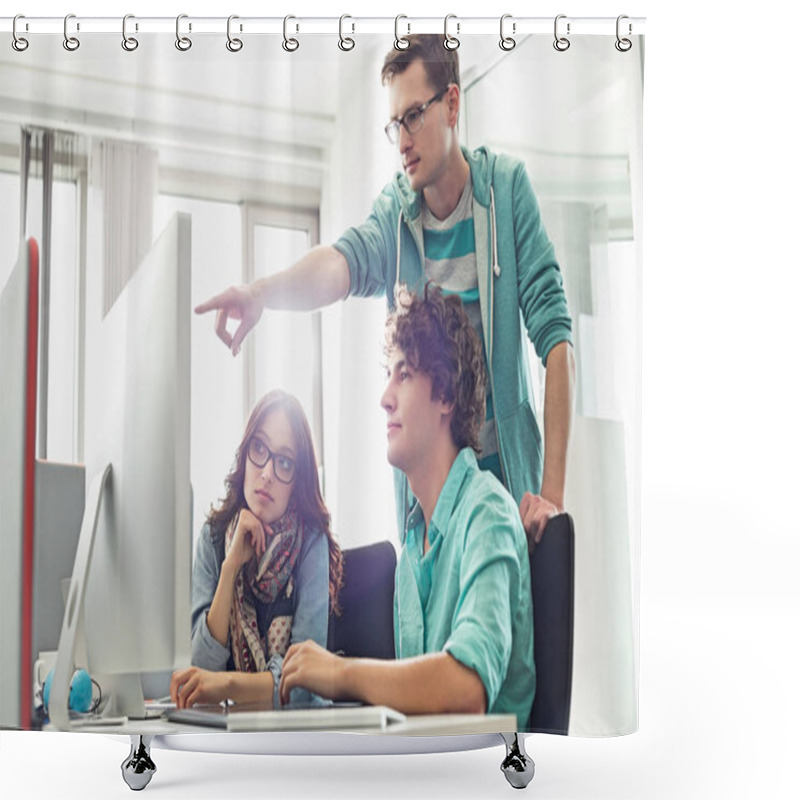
[511,161,573,366]
[334,187,395,300]
[443,506,519,710]
[273,528,331,707]
[190,524,231,670]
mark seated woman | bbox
[171,390,342,709]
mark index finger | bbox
[194,288,233,315]
[170,667,192,703]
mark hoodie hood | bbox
[390,145,498,219]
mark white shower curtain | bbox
[1,16,642,740]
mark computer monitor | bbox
[49,212,192,729]
[0,237,39,730]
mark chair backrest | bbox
[528,512,575,734]
[328,541,397,660]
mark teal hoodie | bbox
[335,146,573,538]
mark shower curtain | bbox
[0,15,644,740]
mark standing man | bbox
[278,286,535,730]
[196,35,575,546]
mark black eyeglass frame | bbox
[384,86,451,144]
[246,437,296,485]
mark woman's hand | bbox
[170,666,231,709]
[225,508,270,572]
[279,640,346,706]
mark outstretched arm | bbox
[279,641,486,715]
[195,245,350,355]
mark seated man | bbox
[280,285,535,730]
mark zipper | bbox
[486,186,509,491]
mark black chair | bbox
[527,512,575,735]
[328,541,397,660]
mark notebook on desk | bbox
[166,701,406,732]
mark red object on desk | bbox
[21,237,39,731]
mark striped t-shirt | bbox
[421,175,501,477]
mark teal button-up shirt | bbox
[394,448,535,730]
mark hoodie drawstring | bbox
[490,185,501,278]
[396,185,500,295]
[395,210,403,297]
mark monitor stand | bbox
[48,464,145,731]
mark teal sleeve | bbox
[443,505,520,710]
[333,186,396,299]
[512,161,573,366]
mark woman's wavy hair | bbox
[385,284,487,453]
[207,390,343,615]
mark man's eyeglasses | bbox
[247,437,296,484]
[384,87,449,144]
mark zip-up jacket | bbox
[334,145,573,538]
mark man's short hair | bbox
[381,34,460,92]
[385,284,486,453]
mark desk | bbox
[46,713,526,789]
[53,712,518,756]
[58,711,517,738]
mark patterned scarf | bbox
[226,502,303,672]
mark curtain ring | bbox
[443,14,460,51]
[499,14,515,51]
[122,14,139,51]
[175,14,192,51]
[226,15,243,52]
[63,14,80,51]
[615,15,632,52]
[12,14,29,52]
[394,15,410,51]
[553,14,570,52]
[338,14,355,51]
[283,15,299,52]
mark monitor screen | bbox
[51,212,192,723]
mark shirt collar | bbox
[428,448,478,546]
[405,449,478,547]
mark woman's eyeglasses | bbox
[247,437,296,484]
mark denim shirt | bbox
[190,521,330,708]
[394,448,535,730]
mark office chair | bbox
[328,541,397,660]
[527,512,575,734]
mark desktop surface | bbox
[49,706,517,738]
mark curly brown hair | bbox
[381,34,460,92]
[385,284,486,453]
[207,390,343,615]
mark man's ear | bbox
[438,395,455,420]
[446,84,460,127]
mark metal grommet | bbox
[615,15,632,52]
[226,15,243,52]
[553,14,570,52]
[12,14,29,52]
[444,14,460,51]
[282,15,299,52]
[63,14,80,51]
[338,14,355,51]
[175,14,192,51]
[499,14,515,52]
[394,15,410,51]
[122,14,139,51]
